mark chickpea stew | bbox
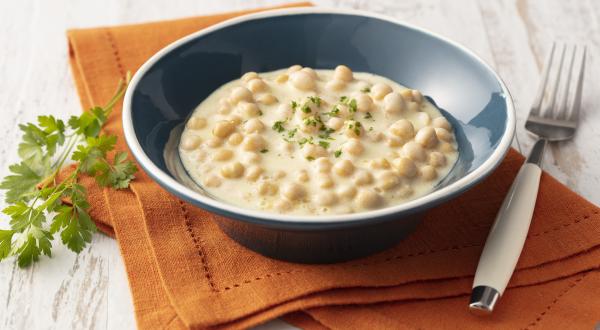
[178,65,458,215]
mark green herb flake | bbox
[272,121,286,133]
[334,150,342,158]
[260,149,269,153]
[318,141,330,149]
[364,112,373,120]
[308,96,322,107]
[348,99,358,113]
[361,87,371,93]
[301,104,312,114]
[305,156,315,161]
[339,96,348,103]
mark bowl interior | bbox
[127,11,511,223]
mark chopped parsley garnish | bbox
[301,104,312,114]
[318,128,335,140]
[334,150,342,158]
[324,105,340,117]
[361,87,371,93]
[339,96,348,103]
[364,112,373,119]
[308,96,322,107]
[348,120,362,136]
[287,128,298,138]
[298,136,314,147]
[305,156,315,161]
[260,149,269,153]
[272,120,286,133]
[258,110,263,116]
[304,117,318,127]
[291,100,298,111]
[318,140,330,149]
[348,99,357,113]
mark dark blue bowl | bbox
[123,8,515,263]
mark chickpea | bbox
[302,144,327,159]
[228,132,243,146]
[407,102,420,112]
[371,83,392,100]
[241,71,258,82]
[220,162,245,178]
[399,89,413,102]
[368,131,384,142]
[334,65,353,81]
[205,137,223,148]
[247,78,268,93]
[287,64,302,74]
[326,79,346,91]
[290,71,315,91]
[344,121,363,138]
[243,118,265,134]
[392,157,417,178]
[276,103,292,120]
[387,151,399,159]
[412,89,424,103]
[275,74,289,83]
[273,170,287,179]
[420,165,437,181]
[434,127,454,142]
[218,104,231,115]
[212,149,233,161]
[316,192,337,207]
[353,170,374,186]
[229,86,253,104]
[337,185,357,199]
[354,189,382,209]
[241,134,266,152]
[258,94,278,105]
[439,142,456,153]
[327,117,345,131]
[300,67,318,79]
[186,116,207,130]
[402,141,426,161]
[317,174,334,189]
[281,182,306,201]
[376,171,401,191]
[274,199,292,212]
[354,93,373,112]
[383,92,405,114]
[227,115,242,125]
[212,120,235,138]
[180,135,201,150]
[315,157,332,173]
[432,116,452,131]
[343,138,364,156]
[295,169,310,183]
[202,174,222,187]
[369,157,391,170]
[428,151,447,167]
[245,165,263,181]
[389,119,415,140]
[414,112,431,127]
[415,127,438,148]
[333,159,355,177]
[386,136,403,148]
[258,181,278,196]
[241,152,260,164]
[195,150,208,162]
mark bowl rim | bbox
[122,6,516,227]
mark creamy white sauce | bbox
[178,66,458,215]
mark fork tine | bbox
[556,44,577,120]
[569,45,587,123]
[545,43,566,118]
[530,42,556,116]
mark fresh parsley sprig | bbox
[0,73,137,267]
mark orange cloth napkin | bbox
[66,3,600,329]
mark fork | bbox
[469,42,587,313]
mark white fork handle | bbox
[470,162,542,312]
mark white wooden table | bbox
[1,1,598,329]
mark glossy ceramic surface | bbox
[123,8,515,262]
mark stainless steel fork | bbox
[469,42,587,313]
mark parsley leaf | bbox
[0,72,137,267]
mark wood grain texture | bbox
[0,0,598,329]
